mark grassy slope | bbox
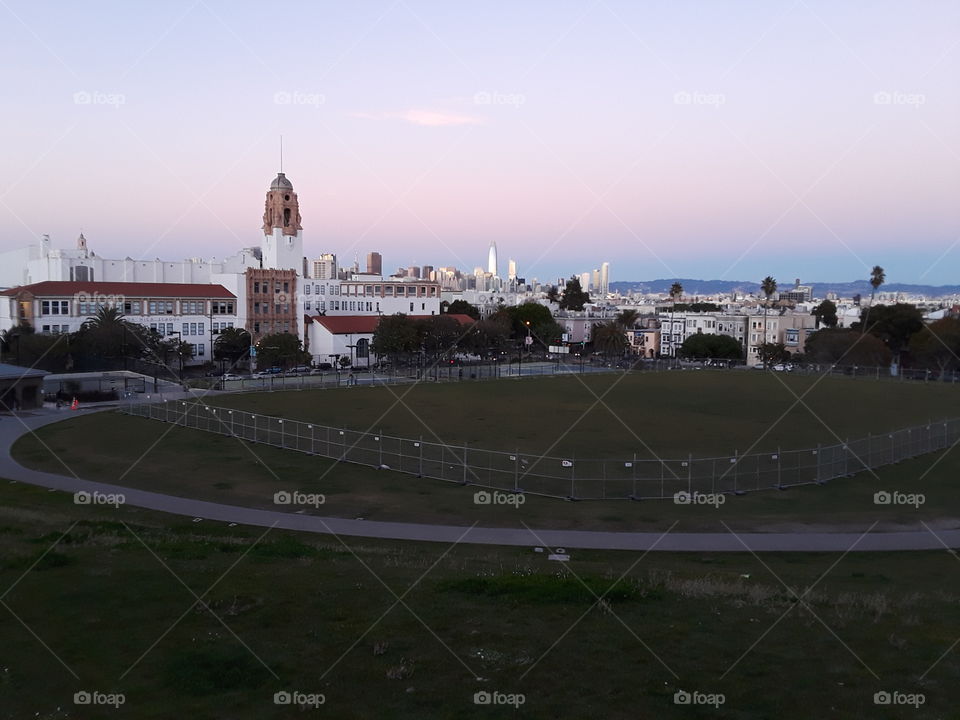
[0,482,958,720]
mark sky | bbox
[0,0,958,285]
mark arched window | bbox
[356,338,369,359]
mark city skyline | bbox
[1,1,957,284]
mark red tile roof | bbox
[0,281,235,299]
[309,314,475,334]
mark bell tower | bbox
[261,171,303,271]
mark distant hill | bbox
[609,279,960,298]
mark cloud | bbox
[350,109,483,127]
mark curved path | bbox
[2,408,958,552]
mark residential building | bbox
[0,281,238,365]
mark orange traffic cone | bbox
[70,397,78,411]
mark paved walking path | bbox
[2,407,957,552]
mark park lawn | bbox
[12,411,960,533]
[203,371,960,460]
[0,481,958,719]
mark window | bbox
[305,300,311,310]
[197,343,205,357]
[356,338,369,358]
[254,321,260,333]
[253,281,260,294]
[41,300,69,315]
[212,301,234,315]
[366,302,372,311]
[319,301,326,312]
[305,285,311,295]
[182,322,189,335]
[283,282,289,293]
[188,322,197,335]
[198,323,204,336]
[409,302,414,312]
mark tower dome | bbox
[270,172,293,191]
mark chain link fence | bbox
[120,400,960,501]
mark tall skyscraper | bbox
[580,272,591,291]
[508,259,517,280]
[600,261,610,296]
[487,241,498,277]
[366,251,382,275]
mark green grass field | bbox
[203,371,960,458]
[1,482,958,719]
[12,371,960,532]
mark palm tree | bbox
[668,282,683,359]
[862,265,885,332]
[81,305,126,330]
[592,321,628,359]
[760,276,777,368]
[615,308,640,329]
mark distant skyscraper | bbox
[312,253,337,279]
[422,265,434,280]
[508,259,517,280]
[487,241,498,277]
[366,251,382,275]
[580,272,591,291]
[600,261,610,296]
[407,266,421,278]
[591,268,601,292]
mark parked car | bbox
[317,362,333,371]
[221,373,244,381]
[290,365,311,374]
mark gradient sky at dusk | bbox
[1,1,957,284]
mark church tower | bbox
[261,172,303,271]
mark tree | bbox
[463,316,511,358]
[805,328,892,367]
[559,277,590,311]
[371,314,420,365]
[255,332,308,369]
[502,303,562,347]
[614,308,640,329]
[909,318,960,378]
[758,342,789,366]
[214,327,252,365]
[862,265,885,331]
[859,303,923,357]
[1,322,71,371]
[444,299,480,320]
[73,306,143,362]
[591,321,627,358]
[812,299,838,328]
[679,333,743,359]
[417,315,464,362]
[760,276,777,368]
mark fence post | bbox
[632,452,637,499]
[419,436,424,476]
[570,454,576,499]
[687,453,692,495]
[514,449,519,491]
[816,443,821,483]
[379,430,383,466]
[733,449,738,494]
[777,446,782,489]
[463,443,468,484]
